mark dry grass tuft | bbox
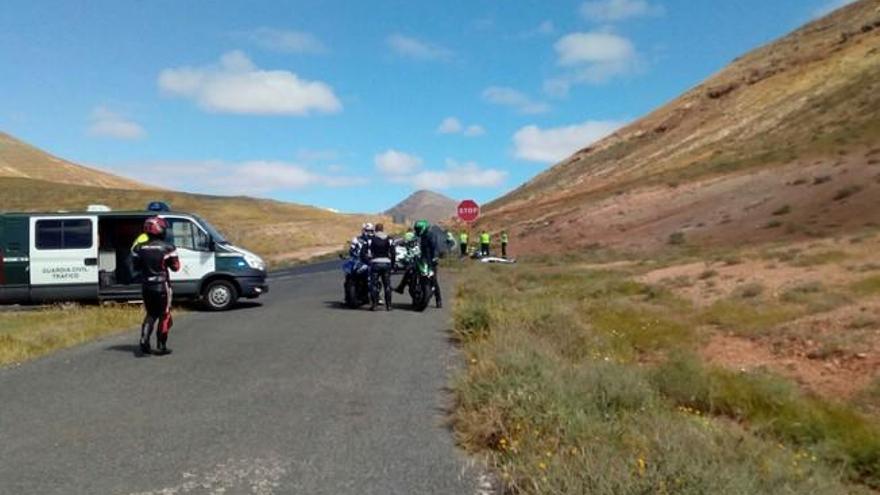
[0,304,144,365]
[451,259,880,493]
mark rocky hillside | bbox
[482,0,880,254]
[384,189,457,224]
[0,132,150,190]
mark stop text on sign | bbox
[457,200,480,223]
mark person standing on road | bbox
[501,230,509,258]
[480,230,491,257]
[459,230,468,257]
[362,223,395,311]
[133,217,180,355]
[414,219,442,309]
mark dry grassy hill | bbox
[0,177,384,265]
[482,0,880,255]
[0,132,386,265]
[0,132,150,190]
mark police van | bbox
[0,204,268,310]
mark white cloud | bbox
[812,0,857,17]
[437,117,463,134]
[555,32,636,66]
[374,149,423,176]
[87,106,145,140]
[546,32,640,95]
[158,50,342,116]
[373,151,505,190]
[436,117,486,137]
[513,120,624,163]
[482,86,550,114]
[386,34,453,61]
[242,28,326,54]
[464,125,486,137]
[407,160,507,190]
[580,0,664,22]
[112,159,366,195]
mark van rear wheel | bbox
[202,279,238,311]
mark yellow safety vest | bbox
[480,233,490,244]
[460,233,468,243]
[501,233,509,244]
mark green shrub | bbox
[851,275,880,296]
[453,300,493,342]
[733,282,765,299]
[772,205,792,216]
[653,356,880,487]
[698,269,718,280]
[699,299,798,335]
[668,231,686,245]
[833,185,864,201]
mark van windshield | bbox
[193,215,229,244]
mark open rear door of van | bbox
[0,215,30,304]
[29,215,99,303]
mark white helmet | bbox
[362,222,375,236]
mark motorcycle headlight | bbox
[244,254,266,271]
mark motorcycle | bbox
[408,259,435,312]
[342,257,371,309]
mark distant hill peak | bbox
[385,190,457,224]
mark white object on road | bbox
[479,257,516,264]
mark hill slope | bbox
[385,190,457,224]
[0,177,385,265]
[0,131,389,265]
[0,132,150,190]
[482,0,880,254]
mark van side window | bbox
[167,219,210,251]
[35,219,93,250]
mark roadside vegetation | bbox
[0,304,144,366]
[450,234,880,493]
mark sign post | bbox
[457,200,480,258]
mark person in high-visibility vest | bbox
[480,230,490,257]
[501,230,509,258]
[459,231,469,257]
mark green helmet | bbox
[413,219,430,236]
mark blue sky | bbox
[0,0,855,213]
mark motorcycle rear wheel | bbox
[344,279,361,309]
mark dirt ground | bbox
[504,151,880,258]
[634,233,880,402]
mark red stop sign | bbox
[457,200,480,223]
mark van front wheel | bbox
[202,279,238,311]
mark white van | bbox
[0,206,268,310]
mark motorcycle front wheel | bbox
[411,275,431,312]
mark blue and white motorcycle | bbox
[342,240,371,309]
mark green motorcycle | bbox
[408,259,435,312]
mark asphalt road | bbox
[0,263,480,494]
